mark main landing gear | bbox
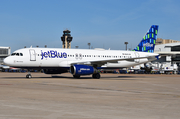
[92,73,100,79]
[73,75,80,78]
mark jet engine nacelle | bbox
[70,64,97,75]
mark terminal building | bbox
[155,38,180,45]
[0,47,11,64]
[131,38,180,73]
[154,42,180,65]
[150,38,180,72]
[154,38,180,63]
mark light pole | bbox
[88,43,91,49]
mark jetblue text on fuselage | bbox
[41,50,67,60]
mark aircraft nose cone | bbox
[3,57,11,66]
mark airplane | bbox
[3,25,159,79]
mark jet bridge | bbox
[0,47,11,64]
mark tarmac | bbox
[0,72,180,119]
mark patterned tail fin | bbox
[133,25,159,53]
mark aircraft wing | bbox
[69,55,158,67]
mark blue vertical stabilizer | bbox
[133,25,159,52]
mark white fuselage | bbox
[4,48,158,69]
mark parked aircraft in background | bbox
[3,25,159,79]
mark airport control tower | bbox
[61,30,73,48]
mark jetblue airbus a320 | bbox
[4,25,159,79]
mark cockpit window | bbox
[11,53,23,56]
[11,53,16,56]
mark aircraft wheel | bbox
[26,74,32,79]
[92,74,96,78]
[92,73,100,79]
[73,75,80,78]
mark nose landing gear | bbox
[26,74,32,78]
[26,71,32,78]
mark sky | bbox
[1,0,180,52]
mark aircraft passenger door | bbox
[134,52,140,63]
[29,49,36,61]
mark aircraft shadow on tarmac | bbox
[41,76,146,80]
[1,75,147,80]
